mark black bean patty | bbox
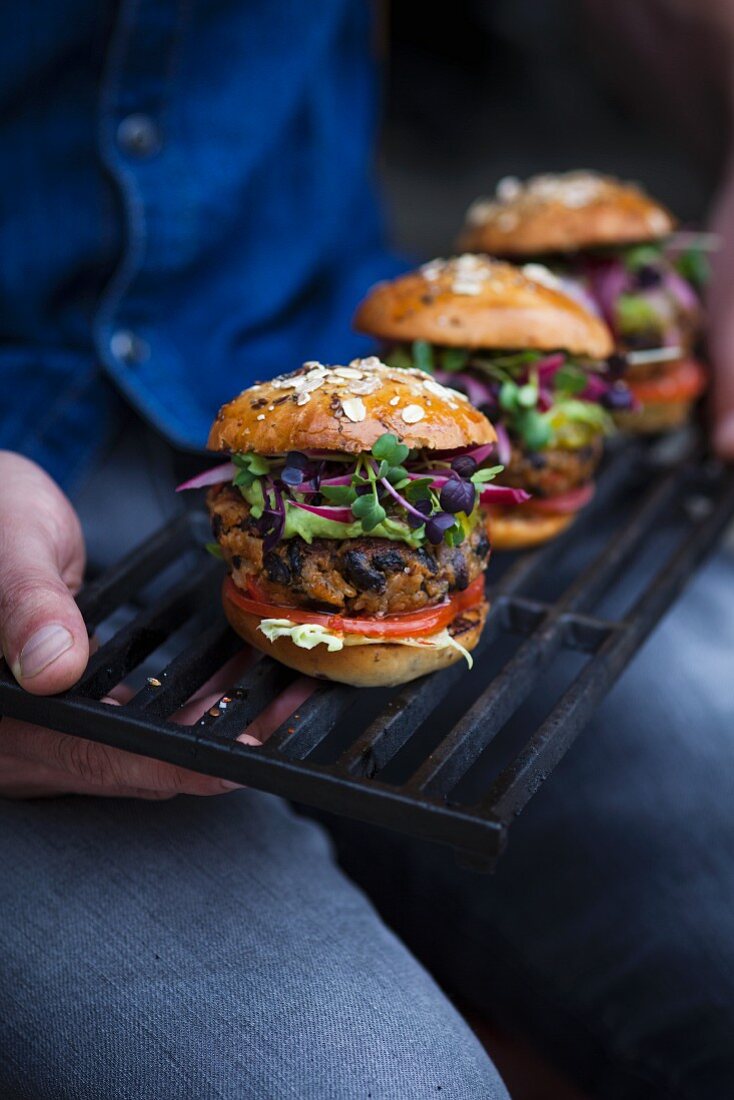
[207,484,489,616]
[498,439,602,498]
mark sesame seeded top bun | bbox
[354,255,613,359]
[458,171,676,256]
[207,357,496,455]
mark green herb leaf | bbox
[615,293,661,335]
[233,468,255,489]
[476,350,541,374]
[321,484,357,505]
[517,383,538,409]
[411,339,435,373]
[351,494,375,518]
[444,522,465,547]
[675,247,710,289]
[621,243,663,272]
[232,452,270,475]
[385,464,408,484]
[372,433,410,466]
[499,380,519,411]
[439,347,469,373]
[471,465,504,485]
[205,542,224,560]
[553,364,588,396]
[516,409,552,451]
[404,477,433,501]
[382,345,414,371]
[351,494,387,531]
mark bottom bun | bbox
[485,507,575,551]
[223,586,488,687]
[613,398,693,435]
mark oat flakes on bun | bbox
[179,358,505,687]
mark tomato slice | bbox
[226,574,485,638]
[627,357,707,405]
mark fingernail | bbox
[715,414,734,459]
[16,624,74,681]
[219,780,244,792]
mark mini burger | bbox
[179,358,504,687]
[354,255,620,550]
[458,171,709,434]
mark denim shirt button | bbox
[110,329,150,366]
[116,114,161,158]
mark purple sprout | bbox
[439,473,475,515]
[426,512,456,545]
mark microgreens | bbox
[440,347,470,373]
[226,432,504,551]
[674,246,710,289]
[411,339,434,373]
[553,364,588,396]
[384,338,627,453]
[371,433,410,466]
[232,451,270,489]
[621,243,663,272]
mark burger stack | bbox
[458,171,708,434]
[183,170,711,688]
[354,255,618,550]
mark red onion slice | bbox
[175,461,236,492]
[290,501,354,523]
[494,422,511,466]
[479,485,531,505]
[535,353,566,382]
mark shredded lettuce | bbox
[615,293,663,335]
[258,619,474,668]
[540,398,613,449]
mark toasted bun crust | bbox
[458,172,676,256]
[613,398,694,435]
[222,588,488,687]
[208,357,495,455]
[354,256,612,359]
[485,507,575,550]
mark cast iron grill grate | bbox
[1,434,733,867]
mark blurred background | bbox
[379,0,727,259]
[370,5,730,1095]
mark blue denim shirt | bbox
[0,1,400,491]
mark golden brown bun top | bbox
[207,356,495,455]
[354,255,613,359]
[458,171,676,256]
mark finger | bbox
[0,453,88,693]
[240,676,317,745]
[0,717,240,797]
[170,647,256,725]
[0,750,177,800]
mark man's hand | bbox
[0,452,248,799]
[708,165,734,461]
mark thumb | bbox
[0,453,89,694]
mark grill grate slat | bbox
[76,564,218,699]
[127,621,243,719]
[194,658,297,741]
[1,437,732,867]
